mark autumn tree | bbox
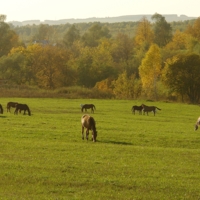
[112,71,142,99]
[162,53,200,103]
[134,17,154,47]
[152,13,172,47]
[165,30,188,51]
[185,17,200,41]
[139,44,162,99]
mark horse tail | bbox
[156,107,161,110]
[93,105,96,110]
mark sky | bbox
[1,0,200,22]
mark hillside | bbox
[9,14,197,26]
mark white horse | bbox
[194,116,200,131]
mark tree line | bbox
[0,13,200,103]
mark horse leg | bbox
[82,126,84,140]
[14,108,18,115]
[86,129,89,140]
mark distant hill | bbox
[9,14,197,26]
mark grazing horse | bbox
[81,104,96,113]
[0,104,3,114]
[194,116,200,131]
[7,102,18,112]
[131,105,143,115]
[81,114,97,142]
[14,104,31,116]
[141,104,161,116]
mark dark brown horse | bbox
[0,104,3,114]
[7,102,18,112]
[194,116,200,131]
[141,104,161,116]
[14,104,31,116]
[131,105,143,115]
[81,114,97,142]
[81,104,96,113]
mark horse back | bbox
[81,114,95,129]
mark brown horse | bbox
[14,104,31,116]
[194,116,200,131]
[141,104,161,116]
[81,114,97,142]
[131,105,143,115]
[0,104,3,114]
[81,104,96,113]
[7,102,18,112]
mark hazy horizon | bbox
[1,0,200,22]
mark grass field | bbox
[0,98,200,200]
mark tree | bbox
[0,15,19,57]
[112,71,142,99]
[81,23,111,47]
[152,13,172,47]
[134,17,154,47]
[32,24,55,43]
[165,30,188,51]
[139,44,162,99]
[162,53,200,103]
[63,25,80,48]
[185,17,200,41]
[77,40,115,87]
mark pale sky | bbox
[1,0,200,22]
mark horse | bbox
[131,105,143,115]
[194,116,200,131]
[81,114,97,142]
[81,104,96,113]
[0,104,3,114]
[141,104,161,116]
[14,104,31,116]
[7,102,18,112]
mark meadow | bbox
[0,98,200,200]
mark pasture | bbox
[0,98,200,200]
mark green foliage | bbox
[63,24,80,48]
[0,21,19,57]
[81,23,111,47]
[162,53,200,103]
[0,98,200,199]
[152,13,172,47]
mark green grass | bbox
[0,98,200,200]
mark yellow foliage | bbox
[139,44,161,98]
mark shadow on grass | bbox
[99,140,133,146]
[0,115,7,118]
